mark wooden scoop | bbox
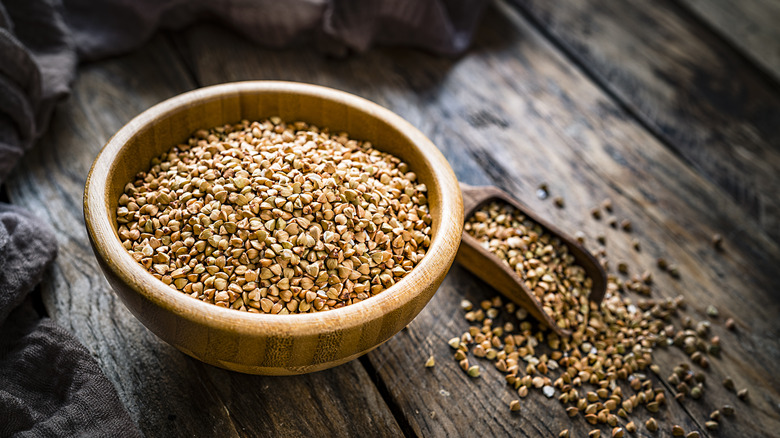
[456,183,607,337]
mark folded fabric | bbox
[0,0,76,183]
[0,205,58,324]
[0,301,140,438]
[63,0,486,60]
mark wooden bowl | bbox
[84,81,463,375]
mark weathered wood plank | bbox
[510,0,780,247]
[6,34,402,437]
[178,2,780,436]
[677,0,780,82]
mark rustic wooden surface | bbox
[678,0,780,81]
[511,0,780,247]
[7,0,780,436]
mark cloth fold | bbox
[0,205,58,324]
[0,0,485,435]
[62,0,485,60]
[0,0,76,183]
[0,204,140,437]
[1,301,140,438]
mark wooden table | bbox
[8,0,779,436]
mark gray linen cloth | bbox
[0,0,485,436]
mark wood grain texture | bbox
[6,36,402,436]
[456,183,607,337]
[84,81,463,375]
[677,0,780,81]
[177,2,780,436]
[6,1,780,436]
[510,0,780,246]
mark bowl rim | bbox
[84,80,463,337]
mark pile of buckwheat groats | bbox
[442,193,744,438]
[116,117,431,314]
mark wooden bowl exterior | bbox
[84,82,463,375]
